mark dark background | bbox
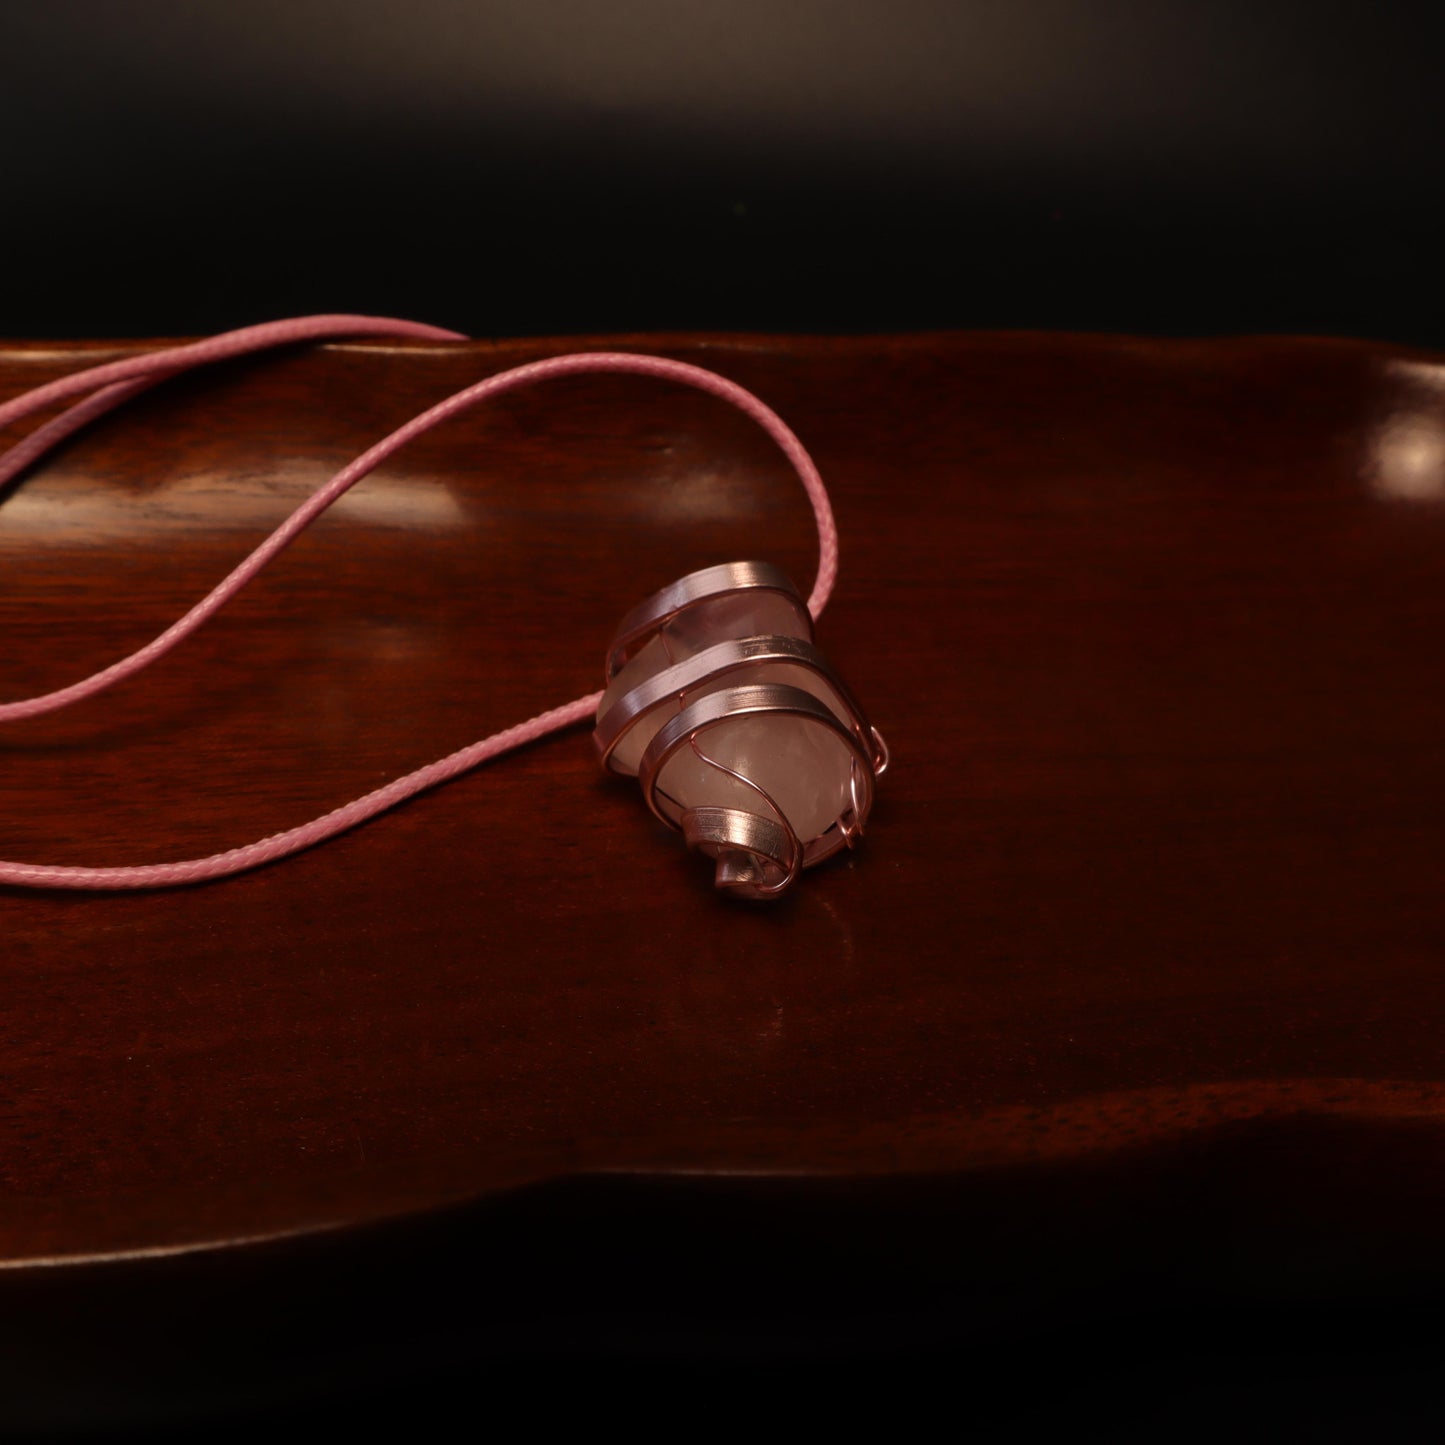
[2,0,1443,345]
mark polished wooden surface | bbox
[2,330,1444,1290]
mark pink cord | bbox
[0,316,838,889]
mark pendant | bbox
[595,562,888,898]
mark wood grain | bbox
[1,329,1443,1303]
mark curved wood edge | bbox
[2,328,1443,1292]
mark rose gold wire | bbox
[686,730,802,894]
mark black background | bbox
[2,0,1443,345]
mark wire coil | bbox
[595,561,887,898]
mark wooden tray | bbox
[3,330,1444,1418]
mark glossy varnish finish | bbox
[1,331,1444,1278]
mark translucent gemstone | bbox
[660,589,810,657]
[654,713,854,844]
